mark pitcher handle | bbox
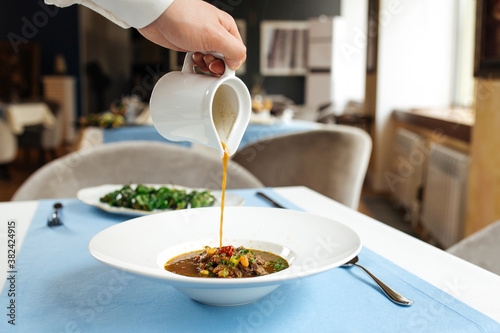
[182,51,235,77]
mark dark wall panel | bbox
[1,1,81,115]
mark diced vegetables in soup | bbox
[164,246,289,278]
[164,145,290,279]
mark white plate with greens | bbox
[77,184,244,216]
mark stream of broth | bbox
[164,141,292,278]
[220,142,229,247]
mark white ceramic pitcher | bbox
[149,52,251,158]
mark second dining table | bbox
[76,119,321,151]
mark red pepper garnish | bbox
[219,246,234,257]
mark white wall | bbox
[337,0,368,110]
[454,0,476,107]
[371,0,457,191]
[306,1,367,113]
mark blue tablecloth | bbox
[238,121,319,148]
[102,126,191,147]
[102,121,319,149]
[1,188,499,332]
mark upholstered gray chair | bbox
[231,125,372,209]
[11,141,263,201]
[446,220,500,275]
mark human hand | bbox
[138,0,246,76]
[192,52,226,76]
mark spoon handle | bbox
[354,263,414,306]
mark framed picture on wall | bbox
[260,21,309,76]
[474,0,500,77]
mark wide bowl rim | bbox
[88,206,362,288]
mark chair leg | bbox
[38,148,46,166]
[21,148,30,165]
[48,148,59,161]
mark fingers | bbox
[217,35,246,70]
[193,53,225,76]
[203,54,225,76]
[218,10,244,44]
[211,14,246,70]
[205,30,246,70]
[193,10,246,73]
[193,52,210,73]
[139,0,246,74]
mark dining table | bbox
[1,186,499,332]
[4,102,56,135]
[76,119,321,152]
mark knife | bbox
[256,192,285,209]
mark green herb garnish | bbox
[267,259,288,271]
[99,185,215,211]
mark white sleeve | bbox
[45,0,175,29]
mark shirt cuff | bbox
[45,0,175,29]
[90,0,175,28]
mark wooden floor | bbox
[0,166,31,201]
[0,148,66,201]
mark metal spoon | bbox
[342,256,414,306]
[47,202,63,227]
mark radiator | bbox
[392,129,426,226]
[420,143,470,248]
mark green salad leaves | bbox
[99,184,215,211]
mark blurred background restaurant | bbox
[0,0,498,250]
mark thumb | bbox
[210,16,246,70]
[214,31,246,70]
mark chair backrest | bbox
[446,220,500,275]
[0,119,18,164]
[11,141,263,201]
[231,125,372,209]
